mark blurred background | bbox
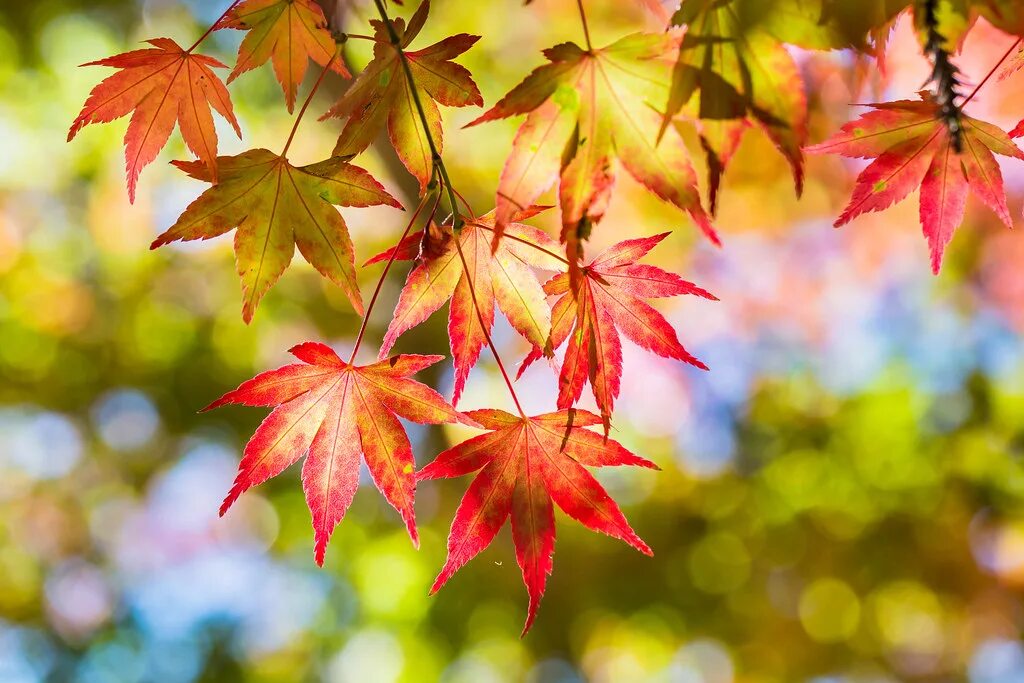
[4,0,1024,681]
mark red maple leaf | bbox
[206,342,472,565]
[419,408,656,633]
[523,233,714,430]
[807,93,1024,272]
[68,38,241,202]
[366,209,564,404]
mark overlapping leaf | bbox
[757,0,910,50]
[977,0,1024,36]
[321,0,482,191]
[152,149,401,322]
[367,209,563,404]
[219,0,350,112]
[207,342,472,564]
[419,408,656,633]
[523,233,714,430]
[807,93,1024,272]
[667,0,807,212]
[913,0,1024,49]
[68,38,241,202]
[466,32,715,261]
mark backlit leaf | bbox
[420,408,656,633]
[152,149,401,322]
[807,93,1023,272]
[68,38,241,202]
[206,342,473,564]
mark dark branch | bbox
[921,0,963,152]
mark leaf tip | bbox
[405,515,420,549]
[428,572,448,596]
[198,397,225,413]
[219,489,240,518]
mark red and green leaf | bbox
[152,149,401,323]
[320,0,482,191]
[668,0,807,212]
[419,408,656,633]
[467,32,715,259]
[207,342,473,564]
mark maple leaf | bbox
[320,0,482,192]
[366,208,564,405]
[667,0,807,213]
[206,342,473,564]
[419,408,657,633]
[807,93,1024,272]
[220,0,350,112]
[152,149,401,323]
[68,38,241,203]
[523,233,714,430]
[465,32,715,259]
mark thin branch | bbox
[576,0,594,51]
[187,0,242,53]
[962,37,1023,107]
[451,238,527,416]
[350,187,437,364]
[281,52,338,156]
[450,185,475,217]
[921,0,963,151]
[371,0,462,229]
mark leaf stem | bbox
[472,223,570,265]
[576,0,593,52]
[349,188,437,365]
[452,239,527,417]
[372,0,526,416]
[961,37,1023,108]
[186,0,242,53]
[451,185,475,216]
[281,52,338,157]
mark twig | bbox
[282,52,339,156]
[372,0,527,416]
[187,0,242,53]
[921,0,963,151]
[472,223,570,265]
[962,37,1023,107]
[350,186,438,364]
[576,0,594,51]
[371,0,462,229]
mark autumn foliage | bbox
[69,0,1024,632]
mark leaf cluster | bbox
[67,0,1024,631]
